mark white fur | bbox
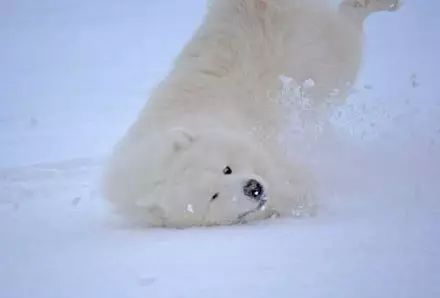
[103,0,398,227]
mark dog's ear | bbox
[168,127,196,151]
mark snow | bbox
[186,204,195,214]
[1,1,439,298]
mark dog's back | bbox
[173,0,363,105]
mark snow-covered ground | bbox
[1,1,439,297]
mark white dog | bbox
[103,0,399,227]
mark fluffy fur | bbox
[103,0,399,227]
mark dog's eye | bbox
[223,166,232,175]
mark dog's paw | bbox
[340,0,401,22]
[355,0,400,12]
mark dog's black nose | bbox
[243,179,265,201]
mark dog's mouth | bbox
[208,192,267,224]
[237,197,267,223]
